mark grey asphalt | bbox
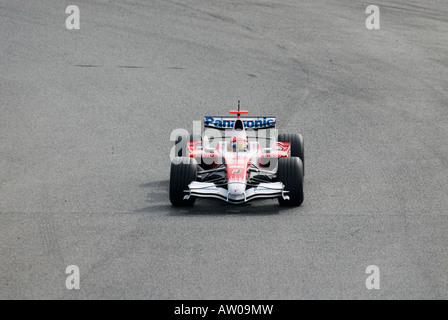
[1,0,447,299]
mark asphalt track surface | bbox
[1,0,448,299]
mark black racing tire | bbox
[174,132,202,157]
[169,157,197,206]
[175,133,189,157]
[277,157,304,207]
[190,132,202,143]
[278,133,304,175]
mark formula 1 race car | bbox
[170,104,304,206]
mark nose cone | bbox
[228,182,246,200]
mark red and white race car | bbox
[170,106,304,206]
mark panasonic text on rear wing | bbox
[204,116,276,129]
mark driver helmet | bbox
[232,135,248,152]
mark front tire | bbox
[277,157,304,207]
[169,157,197,206]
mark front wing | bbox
[184,181,289,204]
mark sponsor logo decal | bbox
[254,187,270,192]
[204,117,275,129]
[196,187,220,194]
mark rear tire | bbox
[175,133,189,157]
[277,157,304,207]
[278,133,304,175]
[169,157,197,206]
[174,132,202,157]
[190,133,202,143]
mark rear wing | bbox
[203,116,276,130]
